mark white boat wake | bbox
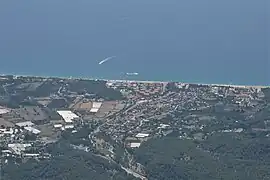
[98,56,116,65]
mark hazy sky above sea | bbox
[0,0,269,85]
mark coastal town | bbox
[0,74,269,179]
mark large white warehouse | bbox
[57,110,79,123]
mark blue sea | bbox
[0,0,269,85]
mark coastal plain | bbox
[0,74,270,180]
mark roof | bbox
[8,143,32,155]
[90,102,102,113]
[0,108,10,115]
[57,110,79,123]
[158,124,170,129]
[53,124,63,128]
[24,126,41,134]
[8,143,31,148]
[130,142,141,148]
[135,133,149,138]
[64,125,74,129]
[24,153,39,157]
[90,108,99,113]
[16,121,34,127]
[0,128,14,134]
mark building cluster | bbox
[0,106,81,161]
[93,82,268,150]
[0,75,125,163]
[107,80,165,100]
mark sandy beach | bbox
[3,74,269,89]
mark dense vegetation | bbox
[0,86,5,95]
[47,99,68,109]
[134,136,270,180]
[262,88,270,102]
[2,140,136,180]
[68,80,123,100]
[131,88,270,180]
[0,78,123,108]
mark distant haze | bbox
[0,0,269,85]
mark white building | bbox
[24,126,41,134]
[0,108,10,115]
[90,102,102,113]
[24,153,39,157]
[57,110,79,123]
[64,125,74,129]
[8,143,31,155]
[0,128,14,134]
[130,142,141,148]
[53,124,63,128]
[16,121,34,128]
[135,133,149,138]
[158,124,170,129]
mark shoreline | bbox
[1,73,269,89]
